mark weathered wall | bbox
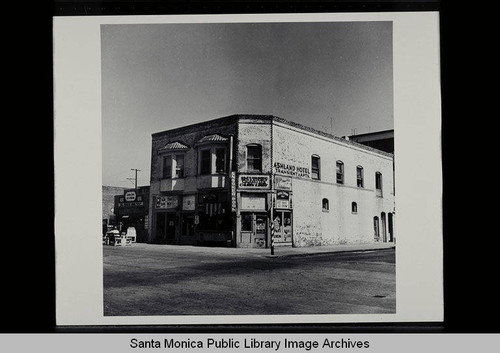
[272,120,394,246]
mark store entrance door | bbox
[273,210,292,244]
[155,211,176,244]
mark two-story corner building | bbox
[148,114,395,248]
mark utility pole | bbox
[128,168,141,189]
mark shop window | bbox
[215,148,227,174]
[322,198,329,212]
[247,144,262,172]
[200,149,211,175]
[241,213,253,231]
[162,156,172,179]
[174,154,184,178]
[311,155,320,180]
[352,202,358,213]
[336,161,344,184]
[356,166,364,188]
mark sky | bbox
[101,21,393,188]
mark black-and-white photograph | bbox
[101,21,396,316]
[54,12,442,326]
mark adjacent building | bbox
[148,114,395,248]
[102,186,127,235]
[113,186,150,242]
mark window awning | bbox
[197,134,229,144]
[159,141,189,153]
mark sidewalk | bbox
[132,241,395,258]
[252,242,395,258]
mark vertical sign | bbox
[231,171,237,212]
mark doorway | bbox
[240,212,267,248]
[155,211,176,244]
[272,210,292,244]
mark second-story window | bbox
[247,145,262,172]
[174,154,184,178]
[311,155,320,180]
[200,149,211,175]
[322,198,329,212]
[356,166,364,187]
[375,172,383,196]
[215,148,226,174]
[162,156,172,179]
[336,161,344,184]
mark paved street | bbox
[103,244,395,316]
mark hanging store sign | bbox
[155,195,178,209]
[273,162,310,178]
[238,175,270,189]
[274,175,292,190]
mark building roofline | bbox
[152,114,393,158]
[348,129,394,138]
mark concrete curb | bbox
[258,245,396,259]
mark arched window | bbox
[322,198,329,212]
[375,172,383,189]
[246,144,262,172]
[311,155,320,180]
[336,161,344,184]
[351,202,358,213]
[356,166,364,187]
[375,172,383,196]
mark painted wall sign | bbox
[155,195,178,209]
[274,175,292,190]
[238,175,270,189]
[273,162,310,178]
[182,195,196,211]
[125,191,137,202]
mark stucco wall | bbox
[272,121,394,246]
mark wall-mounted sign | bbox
[155,195,178,209]
[273,162,310,178]
[275,191,290,209]
[118,201,144,208]
[238,175,270,189]
[274,175,292,190]
[144,215,149,229]
[182,195,196,211]
[125,191,137,202]
[230,171,237,212]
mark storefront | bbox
[153,194,179,244]
[196,191,233,245]
[236,174,272,248]
[272,175,293,245]
[114,187,150,242]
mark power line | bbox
[128,168,141,189]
